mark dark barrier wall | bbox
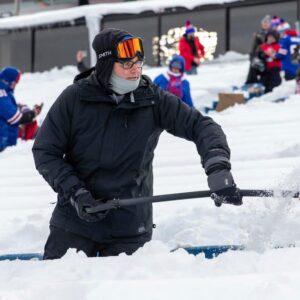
[0,0,299,72]
[102,15,159,66]
[34,25,89,72]
[230,1,297,53]
[0,30,31,71]
[103,8,226,67]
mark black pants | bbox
[260,68,282,93]
[43,225,146,260]
[284,72,296,81]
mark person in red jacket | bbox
[179,21,205,75]
[255,30,282,93]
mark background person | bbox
[0,67,41,152]
[76,50,89,73]
[245,15,272,84]
[255,30,282,93]
[275,20,300,81]
[179,21,205,75]
[153,55,194,108]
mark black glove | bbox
[207,168,243,207]
[211,184,243,207]
[70,188,109,222]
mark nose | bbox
[130,62,142,74]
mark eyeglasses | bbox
[116,37,144,59]
[117,59,144,69]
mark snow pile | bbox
[1,56,300,299]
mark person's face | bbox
[10,80,18,90]
[10,73,20,90]
[279,31,285,38]
[187,33,195,40]
[261,21,271,30]
[267,35,276,44]
[113,56,143,80]
[170,67,181,74]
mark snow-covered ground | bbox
[1,53,300,299]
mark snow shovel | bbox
[1,189,298,261]
[86,189,300,214]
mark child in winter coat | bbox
[153,55,194,108]
[255,30,282,93]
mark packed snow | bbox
[1,52,300,299]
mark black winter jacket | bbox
[32,72,230,244]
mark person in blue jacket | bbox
[275,21,300,80]
[0,67,41,152]
[154,55,194,108]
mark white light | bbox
[153,26,218,65]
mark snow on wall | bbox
[0,0,238,68]
[0,0,238,30]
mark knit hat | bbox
[261,14,271,24]
[0,67,21,89]
[169,55,185,73]
[271,16,281,29]
[185,20,196,35]
[277,19,291,33]
[92,28,133,89]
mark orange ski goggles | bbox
[116,37,144,60]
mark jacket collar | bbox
[76,72,154,105]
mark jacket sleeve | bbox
[0,90,22,125]
[153,74,164,87]
[32,85,84,198]
[256,45,268,60]
[196,38,205,57]
[275,38,289,60]
[179,39,195,63]
[152,84,231,171]
[250,33,263,56]
[182,80,194,108]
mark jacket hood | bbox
[169,55,185,73]
[74,72,153,102]
[92,28,133,91]
[74,67,95,83]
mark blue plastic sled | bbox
[0,253,43,261]
[179,245,244,258]
[0,245,245,261]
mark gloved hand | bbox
[70,188,109,222]
[211,184,243,207]
[33,103,43,116]
[207,169,243,207]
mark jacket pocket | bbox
[108,203,152,238]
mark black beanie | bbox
[92,28,133,90]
